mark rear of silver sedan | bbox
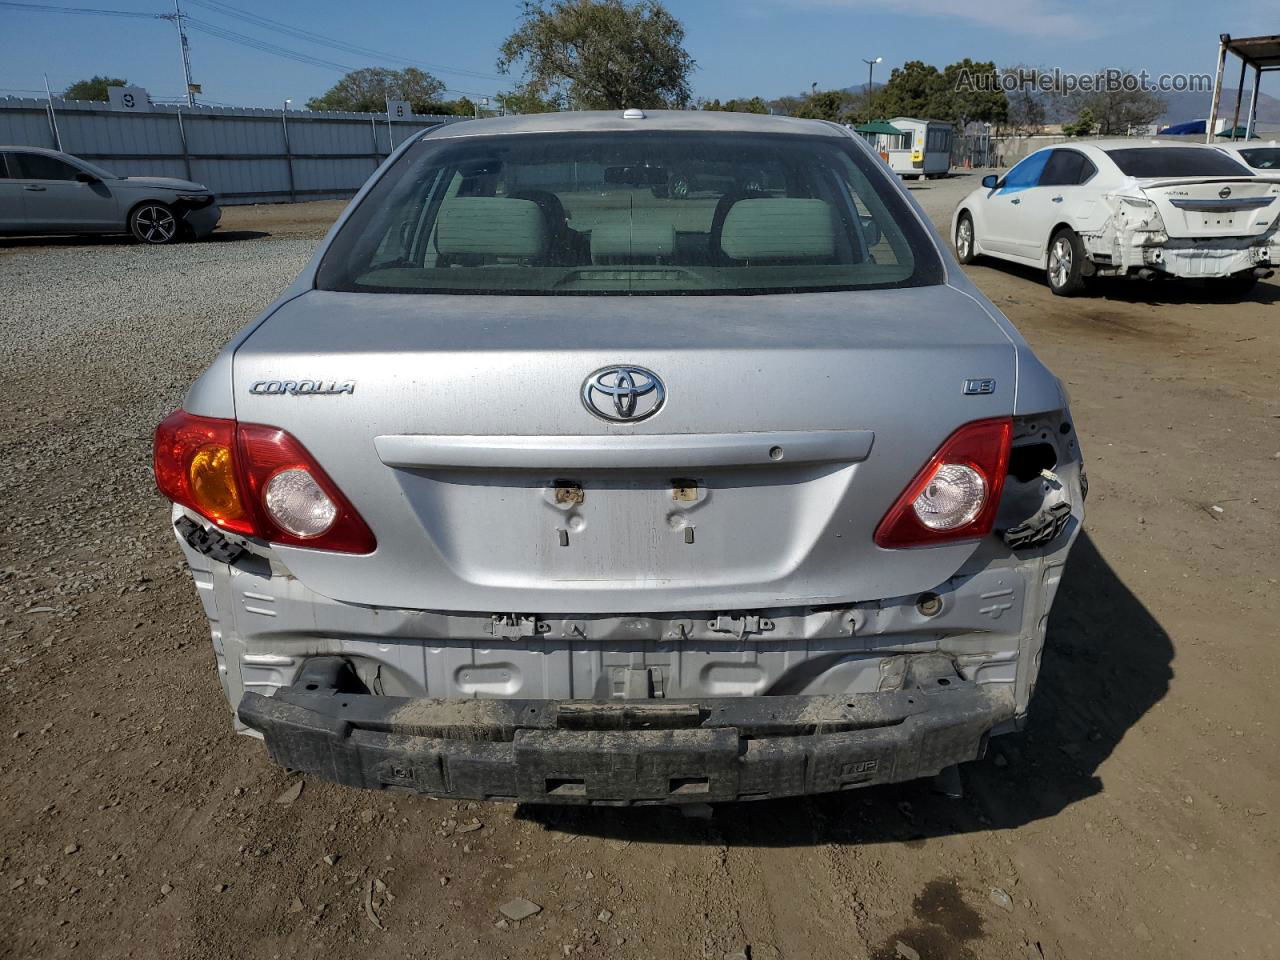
[156,112,1084,805]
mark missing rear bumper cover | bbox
[237,656,1014,804]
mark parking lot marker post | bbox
[175,108,193,183]
[42,73,62,152]
[281,108,296,203]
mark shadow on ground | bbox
[517,531,1173,847]
[971,258,1280,305]
[0,229,269,249]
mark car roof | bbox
[421,109,850,141]
[1075,138,1225,152]
[0,145,70,156]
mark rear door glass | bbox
[1039,150,1090,187]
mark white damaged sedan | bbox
[952,139,1280,296]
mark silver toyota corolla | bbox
[154,111,1084,805]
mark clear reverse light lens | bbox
[264,469,337,538]
[912,463,986,530]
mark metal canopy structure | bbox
[1206,33,1280,143]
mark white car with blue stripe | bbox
[951,139,1280,296]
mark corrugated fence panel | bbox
[0,98,463,204]
[0,105,57,149]
[293,156,382,193]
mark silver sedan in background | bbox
[0,146,220,243]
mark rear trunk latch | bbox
[708,614,775,639]
[487,614,550,640]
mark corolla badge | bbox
[581,365,665,422]
[250,379,355,395]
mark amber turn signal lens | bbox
[188,443,244,522]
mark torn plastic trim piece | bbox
[1002,471,1072,549]
[175,515,246,565]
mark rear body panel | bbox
[231,287,1016,613]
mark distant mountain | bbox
[1157,88,1280,125]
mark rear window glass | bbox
[316,131,943,295]
[1104,147,1251,178]
[1238,147,1280,171]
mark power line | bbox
[183,0,506,82]
[1,0,499,100]
[185,17,359,73]
[184,16,492,97]
[0,0,162,17]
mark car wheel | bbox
[955,212,979,265]
[129,202,181,244]
[1210,272,1258,298]
[1046,228,1088,296]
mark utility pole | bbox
[171,0,197,107]
[862,57,882,97]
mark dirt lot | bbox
[2,182,1278,960]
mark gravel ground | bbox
[2,189,1278,960]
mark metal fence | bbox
[0,97,469,204]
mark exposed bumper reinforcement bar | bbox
[238,656,1015,805]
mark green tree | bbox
[1068,83,1165,135]
[701,95,769,114]
[866,59,1007,129]
[306,67,447,113]
[869,60,942,120]
[940,59,1007,128]
[63,75,128,101]
[497,84,561,114]
[794,88,863,124]
[1062,107,1096,137]
[497,0,695,109]
[768,94,806,117]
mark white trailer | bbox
[886,117,954,179]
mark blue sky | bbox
[0,0,1271,107]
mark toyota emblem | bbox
[581,365,665,423]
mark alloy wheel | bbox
[1049,237,1072,289]
[135,205,177,244]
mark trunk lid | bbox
[231,287,1015,614]
[1137,176,1280,238]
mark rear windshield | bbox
[316,131,943,295]
[1104,147,1251,179]
[1238,147,1280,171]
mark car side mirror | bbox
[75,172,99,184]
[981,174,999,190]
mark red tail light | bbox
[874,417,1012,549]
[154,410,376,554]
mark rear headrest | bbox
[435,197,547,258]
[590,220,676,261]
[719,198,835,260]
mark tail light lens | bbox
[874,417,1012,549]
[153,410,376,554]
